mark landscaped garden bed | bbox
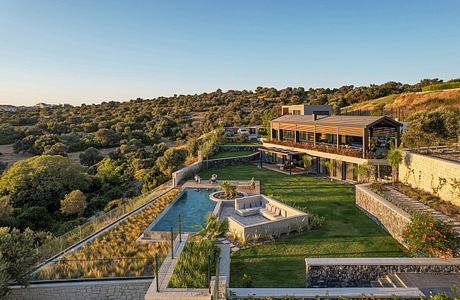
[199,164,408,288]
[394,183,460,221]
[168,239,219,288]
[35,189,180,279]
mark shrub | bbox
[309,214,326,229]
[60,190,87,216]
[240,273,253,288]
[401,214,458,258]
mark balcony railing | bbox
[267,139,364,158]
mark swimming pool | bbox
[146,188,217,233]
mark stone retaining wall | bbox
[305,258,460,288]
[172,161,203,187]
[7,279,151,300]
[355,184,411,243]
[204,152,260,169]
[399,150,460,206]
[218,145,260,152]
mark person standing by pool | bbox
[209,174,218,184]
[194,174,201,184]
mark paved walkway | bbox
[383,186,460,234]
[396,273,460,298]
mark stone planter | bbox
[209,190,247,203]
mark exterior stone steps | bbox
[378,277,393,288]
[383,186,460,235]
[387,274,406,288]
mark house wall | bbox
[399,150,460,206]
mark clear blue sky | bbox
[1,0,459,106]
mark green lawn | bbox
[199,164,408,288]
[209,151,257,159]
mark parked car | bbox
[237,128,249,135]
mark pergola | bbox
[270,115,402,159]
[258,147,304,175]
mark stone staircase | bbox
[383,186,460,235]
[371,274,406,288]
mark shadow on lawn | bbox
[233,250,406,260]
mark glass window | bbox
[281,129,295,140]
[299,131,314,142]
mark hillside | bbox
[341,88,460,117]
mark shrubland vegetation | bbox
[422,79,460,91]
[402,107,459,151]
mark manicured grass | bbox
[209,151,257,159]
[199,164,408,288]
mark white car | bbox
[237,128,249,135]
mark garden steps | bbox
[383,186,460,235]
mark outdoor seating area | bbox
[215,194,308,239]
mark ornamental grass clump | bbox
[168,239,219,288]
[401,214,459,258]
[36,189,180,279]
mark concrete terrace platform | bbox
[396,273,460,298]
[229,287,423,298]
[219,205,269,226]
[182,180,260,195]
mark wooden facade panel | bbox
[279,123,296,131]
[338,126,363,137]
[315,125,337,134]
[296,124,315,132]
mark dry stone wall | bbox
[305,258,460,288]
[7,279,151,300]
[399,150,460,206]
[355,184,411,243]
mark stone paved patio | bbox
[383,186,460,234]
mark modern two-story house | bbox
[260,105,402,182]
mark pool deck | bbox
[182,180,260,194]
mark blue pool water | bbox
[148,189,217,232]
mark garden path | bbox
[383,186,460,234]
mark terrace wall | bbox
[305,258,460,288]
[228,195,308,238]
[218,145,260,152]
[355,184,411,243]
[7,279,151,300]
[399,150,460,206]
[172,161,203,187]
[204,152,260,169]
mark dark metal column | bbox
[259,150,263,168]
[289,154,292,175]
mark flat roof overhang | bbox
[258,147,304,156]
